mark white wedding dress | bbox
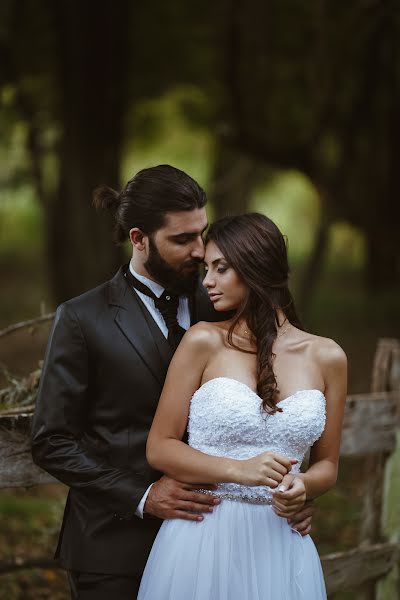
[138,377,327,600]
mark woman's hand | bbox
[235,452,297,487]
[271,474,306,518]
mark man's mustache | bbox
[181,259,203,270]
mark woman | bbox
[138,213,347,600]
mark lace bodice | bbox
[188,377,326,502]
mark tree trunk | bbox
[46,1,133,303]
[365,227,400,292]
[209,139,261,220]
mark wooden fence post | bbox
[377,340,400,600]
[359,339,400,600]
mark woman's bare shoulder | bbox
[180,321,225,351]
[305,332,347,374]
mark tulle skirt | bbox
[138,499,327,600]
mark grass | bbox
[0,487,69,600]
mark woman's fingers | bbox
[271,454,297,471]
[272,476,306,517]
[274,473,295,492]
[269,460,289,477]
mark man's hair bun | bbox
[92,186,120,211]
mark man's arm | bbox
[31,303,149,520]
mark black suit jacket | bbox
[31,266,222,576]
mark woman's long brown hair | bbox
[206,213,303,414]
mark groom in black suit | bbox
[31,165,223,599]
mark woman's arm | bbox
[298,341,347,497]
[272,340,347,517]
[147,323,294,487]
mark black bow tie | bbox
[125,267,186,351]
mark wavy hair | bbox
[206,213,303,413]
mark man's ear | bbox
[129,228,147,251]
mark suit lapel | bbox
[140,304,174,368]
[108,268,228,386]
[108,267,168,386]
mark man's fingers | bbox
[291,519,312,535]
[173,510,204,522]
[273,499,301,512]
[288,505,314,523]
[176,500,215,513]
[183,491,220,506]
[273,502,303,517]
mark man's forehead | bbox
[163,208,208,234]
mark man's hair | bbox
[93,164,207,243]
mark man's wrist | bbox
[135,483,154,519]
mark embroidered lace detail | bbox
[188,377,326,502]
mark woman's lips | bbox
[209,293,222,303]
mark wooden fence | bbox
[0,338,399,598]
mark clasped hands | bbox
[239,451,306,518]
[144,450,313,535]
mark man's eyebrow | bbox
[169,225,208,239]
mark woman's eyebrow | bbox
[204,257,224,266]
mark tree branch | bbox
[0,314,55,339]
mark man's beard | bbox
[144,237,202,295]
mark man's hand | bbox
[144,476,220,521]
[287,500,315,536]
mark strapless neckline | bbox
[188,374,327,503]
[197,376,325,407]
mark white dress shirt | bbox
[128,262,191,517]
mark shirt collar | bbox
[129,262,165,298]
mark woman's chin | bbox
[212,300,237,312]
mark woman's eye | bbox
[217,267,227,274]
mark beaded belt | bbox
[199,489,272,505]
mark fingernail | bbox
[213,499,220,505]
[278,485,287,492]
[208,508,213,512]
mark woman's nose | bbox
[203,271,215,288]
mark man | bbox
[32,165,312,599]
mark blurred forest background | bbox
[0,0,399,598]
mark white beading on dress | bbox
[138,377,327,600]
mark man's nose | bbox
[191,236,205,260]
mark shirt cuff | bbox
[135,484,154,519]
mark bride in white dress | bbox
[138,213,347,600]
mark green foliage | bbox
[122,86,213,187]
[0,193,43,264]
